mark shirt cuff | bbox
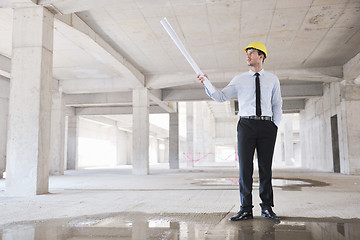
[202,78,216,94]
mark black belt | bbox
[241,116,272,121]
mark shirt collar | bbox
[249,69,264,76]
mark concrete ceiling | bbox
[1,0,360,120]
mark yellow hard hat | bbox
[244,41,267,58]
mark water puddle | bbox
[192,177,328,191]
[0,212,359,240]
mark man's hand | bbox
[197,74,208,85]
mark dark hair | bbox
[258,50,266,63]
[246,48,266,63]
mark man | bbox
[198,41,282,221]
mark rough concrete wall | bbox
[340,82,360,174]
[0,78,9,178]
[300,83,340,172]
[300,82,360,174]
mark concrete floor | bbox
[0,165,359,239]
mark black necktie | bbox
[255,73,261,117]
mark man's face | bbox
[246,49,262,66]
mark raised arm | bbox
[197,74,237,102]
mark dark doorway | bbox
[331,115,340,173]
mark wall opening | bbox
[330,115,340,173]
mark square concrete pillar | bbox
[2,224,35,240]
[186,102,194,167]
[193,102,204,161]
[149,136,158,164]
[132,88,149,175]
[116,129,129,165]
[6,6,54,196]
[283,114,294,166]
[49,90,65,175]
[132,221,149,239]
[0,77,9,179]
[158,138,167,163]
[169,112,179,169]
[339,81,360,174]
[66,116,79,170]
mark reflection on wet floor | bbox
[192,177,329,191]
[1,212,359,240]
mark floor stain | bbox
[191,177,329,191]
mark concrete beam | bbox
[272,66,342,83]
[55,13,144,88]
[281,84,323,99]
[283,99,305,112]
[0,0,11,8]
[65,91,176,113]
[0,76,10,98]
[75,106,167,116]
[163,88,209,102]
[65,92,132,107]
[10,0,37,8]
[38,0,105,14]
[82,116,118,128]
[0,54,11,79]
[343,51,360,81]
[162,83,323,101]
[59,67,338,94]
[66,106,76,116]
[146,67,342,89]
[60,78,132,94]
[76,106,132,115]
[149,89,176,113]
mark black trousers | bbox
[237,118,278,211]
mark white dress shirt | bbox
[202,69,283,126]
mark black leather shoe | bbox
[261,209,280,221]
[229,210,253,221]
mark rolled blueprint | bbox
[160,17,208,80]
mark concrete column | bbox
[193,102,203,163]
[207,105,216,162]
[0,77,9,179]
[66,116,79,170]
[186,102,194,168]
[132,221,148,239]
[3,225,35,240]
[6,7,54,196]
[132,88,149,175]
[339,81,360,174]
[169,112,179,169]
[49,90,65,175]
[157,138,163,164]
[158,139,166,163]
[116,129,129,165]
[283,114,294,166]
[149,136,158,164]
[201,102,215,162]
[164,138,169,164]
